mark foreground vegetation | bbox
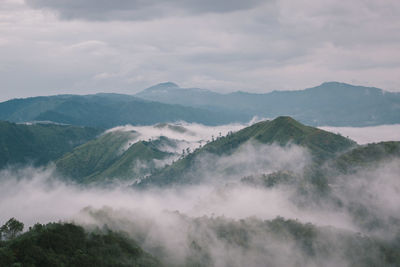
[0,219,160,267]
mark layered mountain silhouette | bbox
[2,86,400,267]
[1,82,399,127]
[0,93,248,128]
[137,81,400,126]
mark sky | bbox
[1,0,399,101]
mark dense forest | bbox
[0,218,160,267]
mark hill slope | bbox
[55,131,136,182]
[94,141,171,182]
[0,121,101,169]
[138,116,356,187]
[330,141,400,174]
[56,131,173,183]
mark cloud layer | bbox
[0,0,399,101]
[1,119,399,265]
[25,0,266,20]
[319,124,400,144]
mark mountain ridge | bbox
[136,81,400,126]
[2,81,399,127]
[0,93,248,128]
[137,116,356,187]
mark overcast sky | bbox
[1,0,399,101]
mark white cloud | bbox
[319,124,400,144]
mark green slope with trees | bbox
[138,116,356,187]
[56,132,172,183]
[330,141,400,174]
[55,131,136,182]
[93,141,171,182]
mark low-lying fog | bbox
[319,124,400,144]
[1,120,400,266]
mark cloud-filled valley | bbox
[1,0,399,264]
[1,119,400,266]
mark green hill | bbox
[56,132,173,183]
[94,141,171,182]
[0,121,101,169]
[138,116,356,187]
[55,131,136,182]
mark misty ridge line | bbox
[0,117,396,225]
[1,116,400,266]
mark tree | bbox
[0,218,24,240]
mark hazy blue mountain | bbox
[136,82,224,110]
[0,93,250,128]
[3,82,398,127]
[136,82,400,126]
[0,121,101,169]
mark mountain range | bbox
[136,81,400,126]
[0,82,399,127]
[0,93,247,128]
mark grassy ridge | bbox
[56,132,172,183]
[139,116,356,187]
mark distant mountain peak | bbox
[157,82,179,87]
[320,81,346,86]
[254,116,303,131]
[144,82,180,92]
[318,81,380,90]
[313,81,357,90]
[271,116,297,124]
